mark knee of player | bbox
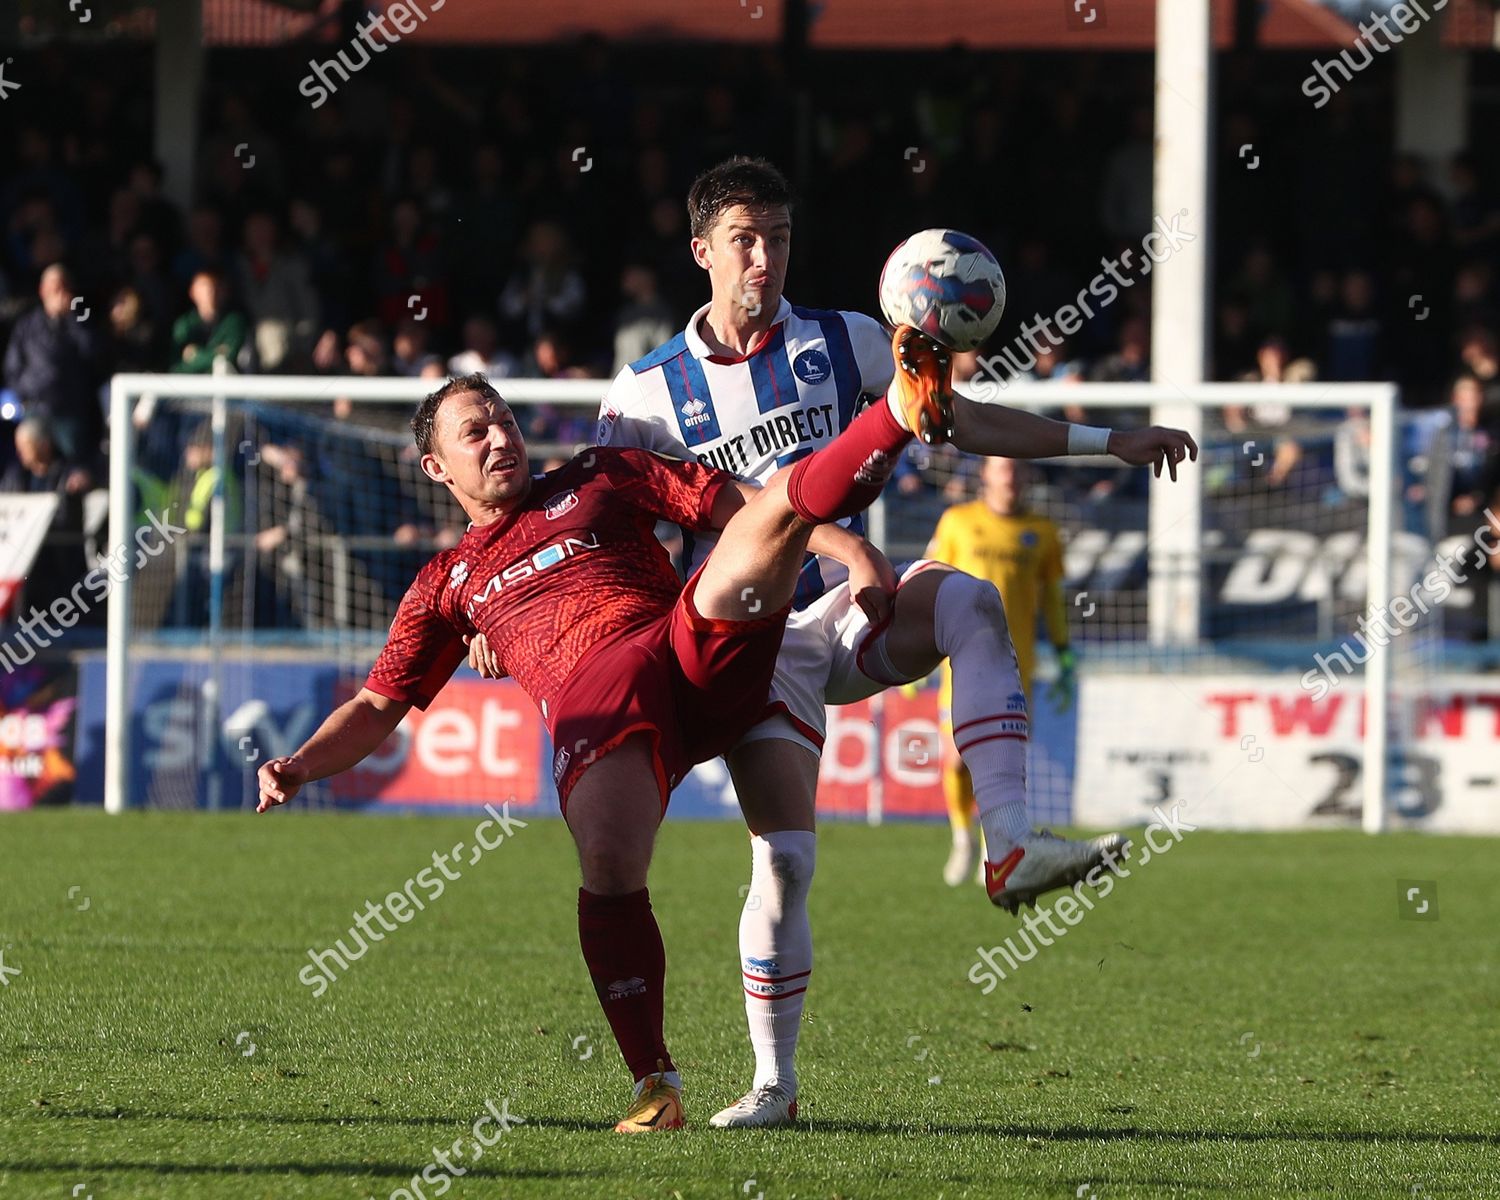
[577,847,646,894]
[770,846,815,891]
[942,571,1006,623]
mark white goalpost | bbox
[103,371,1404,833]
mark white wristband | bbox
[1067,424,1113,455]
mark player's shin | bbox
[934,573,1032,855]
[577,888,678,1087]
[739,830,815,1092]
[785,399,911,525]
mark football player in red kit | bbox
[255,338,952,1132]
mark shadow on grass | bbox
[35,1106,612,1132]
[0,1161,600,1181]
[28,1106,1500,1146]
[794,1120,1500,1146]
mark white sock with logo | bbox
[933,572,1033,856]
[739,830,816,1093]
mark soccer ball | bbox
[878,228,1006,352]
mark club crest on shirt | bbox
[544,489,580,520]
[448,560,469,588]
[792,347,832,385]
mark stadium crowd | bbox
[2,43,1499,632]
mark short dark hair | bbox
[687,157,793,241]
[412,372,502,456]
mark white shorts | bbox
[739,560,947,755]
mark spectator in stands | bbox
[1453,261,1498,333]
[1449,153,1500,263]
[448,314,517,379]
[1099,105,1153,244]
[449,143,522,317]
[635,194,699,318]
[1089,315,1150,384]
[343,320,389,378]
[499,219,585,346]
[391,318,434,378]
[373,196,450,331]
[1457,327,1500,411]
[611,264,675,376]
[5,193,70,290]
[235,210,321,372]
[126,230,177,332]
[172,204,231,289]
[1,417,90,622]
[288,197,354,337]
[1215,296,1258,380]
[1437,376,1500,520]
[513,328,593,445]
[124,160,182,260]
[3,264,105,464]
[170,269,247,374]
[310,328,344,375]
[1324,269,1383,381]
[246,442,329,629]
[1222,337,1316,489]
[108,284,167,374]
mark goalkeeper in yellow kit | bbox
[925,457,1074,885]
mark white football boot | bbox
[985,829,1130,914]
[708,1081,799,1129]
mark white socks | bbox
[739,830,816,1092]
[933,572,1033,853]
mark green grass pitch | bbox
[2,810,1497,1198]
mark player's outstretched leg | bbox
[865,568,1130,913]
[694,384,924,622]
[563,737,685,1132]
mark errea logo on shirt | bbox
[679,397,711,428]
[448,560,469,589]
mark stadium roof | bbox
[18,0,1498,49]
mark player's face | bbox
[981,458,1025,514]
[694,204,790,318]
[424,392,530,516]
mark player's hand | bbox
[1107,427,1199,480]
[256,756,309,813]
[847,543,898,626]
[1046,646,1077,713]
[464,632,503,679]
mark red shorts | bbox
[548,567,789,810]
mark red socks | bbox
[578,887,674,1081]
[786,398,911,525]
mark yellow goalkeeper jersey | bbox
[926,501,1066,698]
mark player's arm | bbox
[950,396,1199,480]
[256,689,410,812]
[263,573,467,803]
[846,312,1192,477]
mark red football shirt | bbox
[365,448,730,717]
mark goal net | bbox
[97,371,1488,833]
